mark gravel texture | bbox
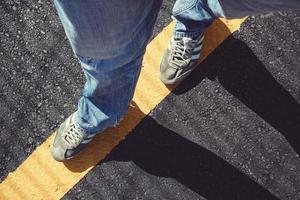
[1,1,300,200]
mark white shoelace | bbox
[170,37,197,67]
[64,123,85,148]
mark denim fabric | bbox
[173,0,300,38]
[54,0,162,134]
[54,0,300,134]
[173,0,225,38]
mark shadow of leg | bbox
[173,36,300,155]
[104,116,279,200]
[208,37,300,155]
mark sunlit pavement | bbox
[0,0,300,199]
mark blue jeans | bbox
[54,0,163,134]
[173,0,300,38]
[54,0,300,134]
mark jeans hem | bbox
[74,111,101,135]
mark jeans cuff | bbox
[74,111,95,135]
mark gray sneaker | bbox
[160,34,204,85]
[51,113,96,161]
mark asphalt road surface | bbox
[1,0,300,199]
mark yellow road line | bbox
[0,18,246,200]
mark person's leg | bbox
[160,0,223,84]
[172,0,224,39]
[160,0,300,85]
[51,0,162,161]
[173,0,300,36]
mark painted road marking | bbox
[0,18,246,200]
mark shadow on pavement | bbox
[64,19,295,199]
[174,36,300,156]
[103,116,279,200]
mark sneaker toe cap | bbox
[51,145,66,162]
[161,67,177,81]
